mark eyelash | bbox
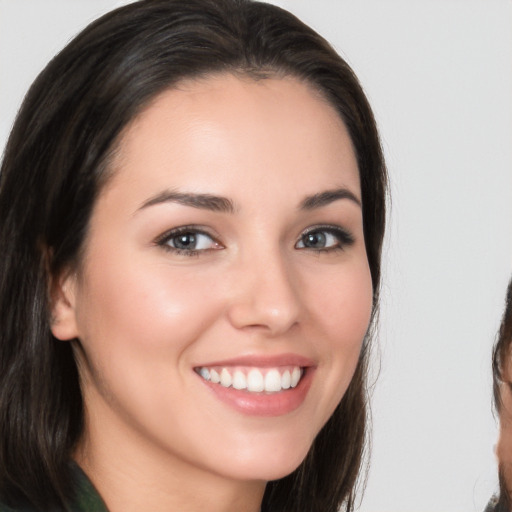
[155,224,354,257]
[295,225,355,253]
[155,225,221,257]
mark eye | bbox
[295,226,354,252]
[156,227,222,255]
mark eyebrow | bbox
[138,190,235,213]
[299,188,361,210]
[137,186,360,215]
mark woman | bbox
[486,278,512,511]
[0,1,387,511]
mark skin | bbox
[497,360,512,498]
[51,74,373,512]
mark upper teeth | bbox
[196,366,303,393]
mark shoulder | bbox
[0,501,37,512]
[0,463,108,512]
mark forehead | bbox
[105,73,359,201]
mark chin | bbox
[219,438,311,483]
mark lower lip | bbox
[198,368,314,417]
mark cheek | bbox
[498,388,512,474]
[73,254,226,369]
[497,386,512,495]
[301,257,373,418]
[499,423,512,494]
[71,256,230,438]
[308,260,373,348]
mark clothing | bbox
[484,494,510,512]
[68,464,108,512]
[0,464,108,512]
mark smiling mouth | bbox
[194,366,304,393]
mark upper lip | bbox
[194,353,316,368]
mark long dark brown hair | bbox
[0,1,387,510]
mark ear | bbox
[50,269,80,341]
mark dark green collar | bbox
[69,463,109,512]
[0,464,107,512]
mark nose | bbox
[226,249,301,336]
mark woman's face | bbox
[53,74,373,486]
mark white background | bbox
[1,1,511,511]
